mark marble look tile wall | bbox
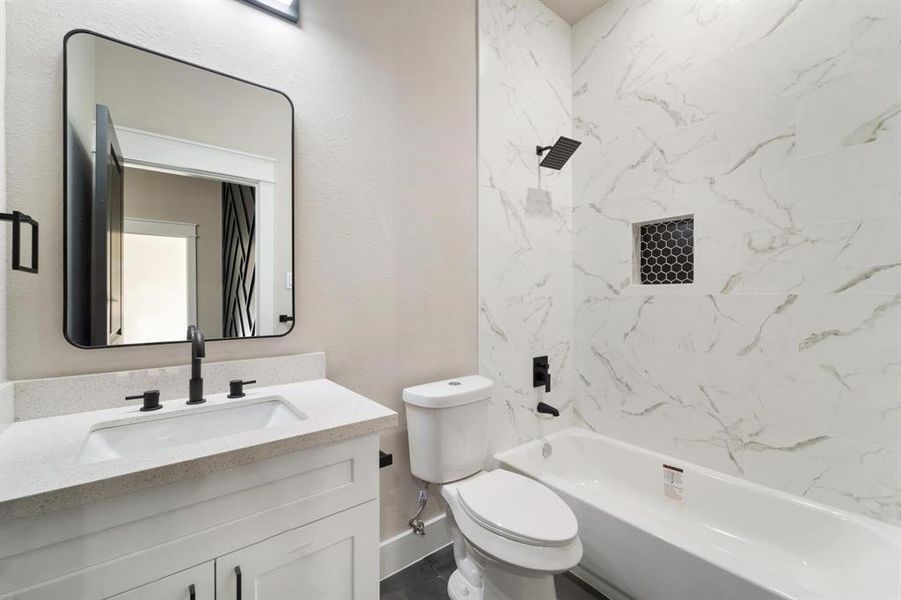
[479,0,574,454]
[572,0,901,525]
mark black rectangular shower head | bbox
[537,136,582,170]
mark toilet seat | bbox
[458,470,578,547]
[442,470,583,574]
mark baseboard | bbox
[380,513,452,580]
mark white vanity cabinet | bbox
[216,501,378,600]
[108,501,377,600]
[0,435,381,600]
[108,563,215,600]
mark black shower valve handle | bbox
[533,355,551,393]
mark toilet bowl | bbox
[441,469,582,600]
[402,376,583,600]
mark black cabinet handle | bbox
[235,566,242,600]
[188,584,196,600]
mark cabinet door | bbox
[107,562,213,600]
[216,499,378,600]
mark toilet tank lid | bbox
[402,375,493,408]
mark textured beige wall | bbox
[124,169,223,336]
[4,0,477,538]
[0,0,6,386]
[0,0,7,423]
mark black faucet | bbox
[537,402,560,417]
[187,325,206,405]
[533,355,551,393]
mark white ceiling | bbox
[539,0,607,25]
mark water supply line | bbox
[409,478,429,536]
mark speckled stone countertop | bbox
[0,379,397,522]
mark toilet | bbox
[402,375,582,600]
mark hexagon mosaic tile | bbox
[637,217,694,285]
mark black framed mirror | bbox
[64,30,295,348]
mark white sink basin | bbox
[78,398,306,464]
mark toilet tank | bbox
[402,375,493,484]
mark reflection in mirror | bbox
[64,32,294,347]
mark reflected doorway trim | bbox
[108,126,277,336]
[123,217,199,331]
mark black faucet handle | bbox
[228,379,257,399]
[126,390,162,412]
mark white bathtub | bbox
[495,427,901,600]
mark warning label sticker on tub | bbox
[663,464,684,501]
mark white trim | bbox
[114,126,276,183]
[255,182,276,335]
[124,217,197,239]
[123,217,198,330]
[379,513,452,580]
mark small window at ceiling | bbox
[634,216,694,285]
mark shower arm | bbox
[536,145,554,156]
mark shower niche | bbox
[633,216,694,286]
[63,31,295,348]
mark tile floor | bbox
[380,545,608,600]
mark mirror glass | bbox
[64,32,294,347]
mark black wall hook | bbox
[0,211,38,274]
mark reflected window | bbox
[122,219,197,344]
